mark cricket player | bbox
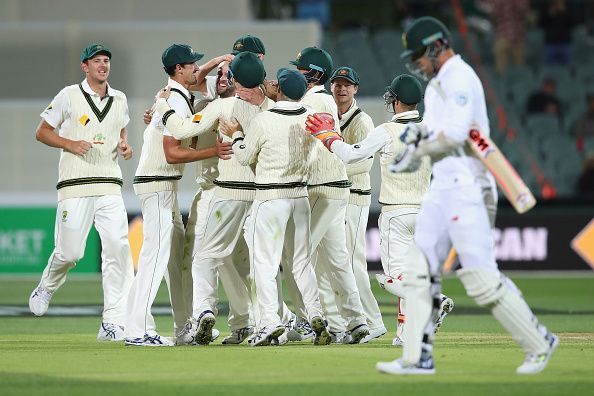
[125,44,232,346]
[289,47,369,343]
[375,16,557,374]
[329,66,386,343]
[29,44,134,341]
[306,73,454,347]
[219,68,332,346]
[154,52,274,345]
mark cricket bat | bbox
[466,127,536,214]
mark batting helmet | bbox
[290,47,333,84]
[400,16,451,61]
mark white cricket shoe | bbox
[194,310,216,345]
[347,324,370,344]
[29,284,53,316]
[287,316,315,341]
[221,326,253,345]
[516,332,559,375]
[360,326,387,344]
[125,333,174,347]
[311,317,332,345]
[329,330,346,343]
[97,322,125,342]
[211,328,220,342]
[434,295,454,333]
[250,324,285,347]
[376,357,436,375]
[392,336,403,346]
[176,318,198,345]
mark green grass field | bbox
[1,274,593,396]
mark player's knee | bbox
[55,248,84,264]
[101,234,130,256]
[457,267,507,306]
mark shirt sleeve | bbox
[330,124,392,164]
[40,87,70,129]
[162,93,191,137]
[120,92,130,128]
[156,97,221,140]
[438,74,475,144]
[344,113,375,176]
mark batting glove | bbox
[305,112,343,152]
[388,144,422,173]
[399,122,429,146]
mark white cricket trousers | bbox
[191,196,252,330]
[125,191,185,338]
[249,197,324,328]
[40,195,133,326]
[346,203,384,331]
[379,206,420,337]
[308,196,366,331]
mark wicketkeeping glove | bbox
[305,112,343,152]
[399,122,430,146]
[388,144,422,173]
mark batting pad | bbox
[458,267,549,354]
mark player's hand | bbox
[118,139,133,160]
[218,117,242,138]
[262,79,279,101]
[155,86,171,101]
[236,86,266,106]
[389,144,421,173]
[143,107,154,125]
[305,113,343,152]
[215,137,233,160]
[400,123,429,146]
[66,140,92,156]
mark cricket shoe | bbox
[29,284,53,316]
[250,324,285,347]
[125,333,174,347]
[310,317,332,345]
[360,326,387,344]
[287,315,314,342]
[376,356,436,375]
[516,332,559,375]
[194,310,216,345]
[211,328,220,342]
[175,318,198,345]
[97,322,125,342]
[329,330,347,344]
[347,324,370,344]
[434,295,454,333]
[221,326,254,345]
[392,336,403,346]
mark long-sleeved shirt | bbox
[331,110,431,209]
[231,101,314,200]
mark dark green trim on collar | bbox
[392,115,423,124]
[78,84,114,123]
[315,89,331,95]
[268,107,308,116]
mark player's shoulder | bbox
[108,86,128,101]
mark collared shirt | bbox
[332,110,421,164]
[423,54,490,185]
[41,79,129,135]
[160,78,195,137]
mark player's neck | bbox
[86,78,108,98]
[337,99,353,117]
[171,76,191,91]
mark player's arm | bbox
[163,136,232,164]
[189,54,234,94]
[344,116,375,176]
[154,89,221,140]
[219,117,261,165]
[306,113,390,163]
[36,89,93,156]
[118,128,133,160]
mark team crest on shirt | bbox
[79,114,91,126]
[92,132,106,144]
[454,91,468,106]
[61,210,68,222]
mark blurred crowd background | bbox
[2,0,594,211]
